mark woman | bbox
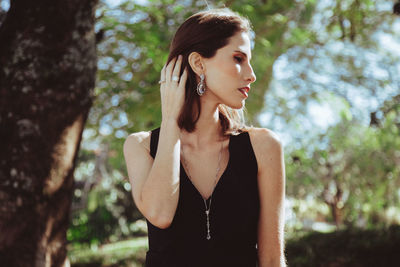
[123,7,286,267]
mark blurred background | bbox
[1,0,399,266]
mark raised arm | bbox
[123,119,181,229]
[123,55,187,229]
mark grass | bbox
[68,236,148,267]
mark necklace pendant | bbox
[182,140,224,242]
[205,212,211,240]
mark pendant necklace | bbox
[181,139,224,240]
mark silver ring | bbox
[158,80,166,84]
[172,75,179,82]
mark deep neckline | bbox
[180,134,233,202]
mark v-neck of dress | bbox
[180,134,233,202]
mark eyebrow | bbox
[234,50,252,60]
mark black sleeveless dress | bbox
[145,127,260,267]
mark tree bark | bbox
[0,0,98,266]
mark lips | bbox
[239,87,250,93]
[238,87,250,97]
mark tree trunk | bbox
[329,201,343,228]
[0,0,98,266]
[323,182,344,228]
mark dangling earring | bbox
[196,74,206,96]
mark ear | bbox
[188,52,205,78]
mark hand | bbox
[160,55,188,122]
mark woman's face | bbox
[203,31,256,109]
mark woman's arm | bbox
[249,128,286,267]
[123,56,187,229]
[123,119,181,229]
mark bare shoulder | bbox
[247,127,283,151]
[247,127,284,172]
[123,130,152,154]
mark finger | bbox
[178,67,188,89]
[160,64,166,82]
[159,64,166,89]
[172,55,182,83]
[166,57,178,83]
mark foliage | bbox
[68,187,119,245]
[262,0,400,135]
[285,96,400,227]
[68,156,147,245]
[286,224,400,267]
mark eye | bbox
[234,56,243,63]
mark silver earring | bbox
[196,74,206,96]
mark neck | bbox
[180,101,224,149]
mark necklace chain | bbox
[181,139,224,240]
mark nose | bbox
[246,65,256,84]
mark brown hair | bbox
[167,8,254,136]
